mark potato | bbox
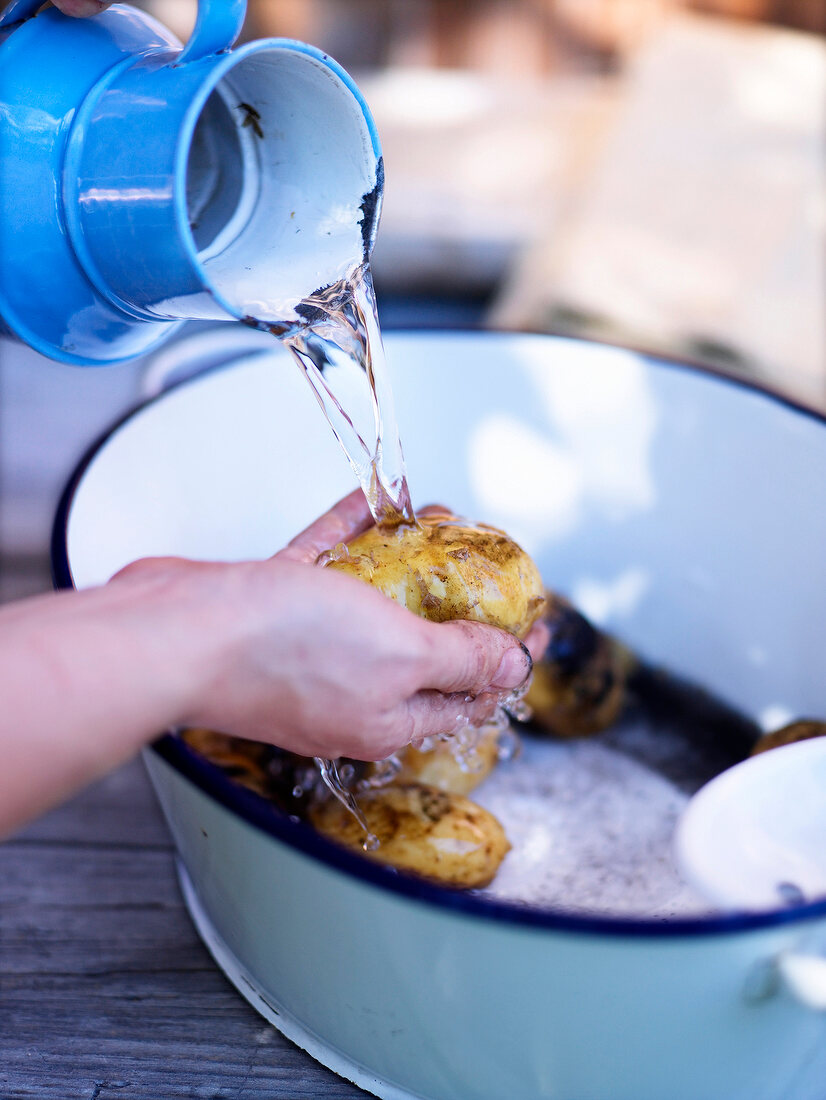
[526,592,634,738]
[309,783,510,888]
[180,729,336,814]
[384,727,501,796]
[750,720,826,757]
[180,728,273,796]
[324,508,545,638]
[181,728,509,887]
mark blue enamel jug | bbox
[0,0,382,364]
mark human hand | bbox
[0,490,547,836]
[114,490,546,761]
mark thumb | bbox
[420,619,532,696]
[53,1,112,15]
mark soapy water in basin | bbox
[471,714,712,918]
[282,691,715,916]
[284,709,712,916]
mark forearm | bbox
[0,577,208,838]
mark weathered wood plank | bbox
[0,989,367,1100]
[13,757,173,850]
[0,759,369,1099]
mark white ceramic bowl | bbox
[677,737,826,912]
[54,331,826,1100]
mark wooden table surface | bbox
[0,754,370,1100]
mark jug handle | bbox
[0,0,245,62]
[0,0,39,28]
[176,0,246,63]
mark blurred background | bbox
[1,0,824,587]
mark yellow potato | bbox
[750,720,826,756]
[386,727,501,796]
[310,783,510,888]
[325,508,546,638]
[181,728,508,887]
[526,593,634,738]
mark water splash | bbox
[314,756,379,851]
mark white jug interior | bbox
[184,46,381,326]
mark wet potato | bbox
[324,508,546,638]
[180,727,273,797]
[309,783,510,889]
[320,507,541,886]
[526,593,634,738]
[180,729,328,813]
[179,728,511,888]
[386,727,501,796]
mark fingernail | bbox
[489,642,532,690]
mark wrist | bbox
[104,560,228,736]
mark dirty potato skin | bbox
[750,720,826,756]
[324,509,545,638]
[310,783,510,888]
[526,593,634,738]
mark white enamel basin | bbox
[54,331,826,1100]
